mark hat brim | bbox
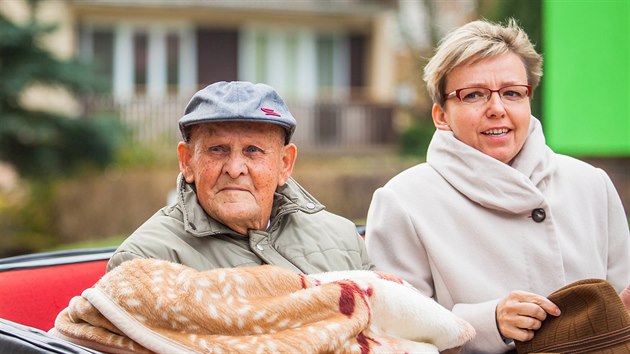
[179,117,295,144]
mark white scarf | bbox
[427,116,557,214]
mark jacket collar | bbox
[176,173,324,237]
[427,116,557,214]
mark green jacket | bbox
[107,174,373,274]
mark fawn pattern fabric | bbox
[50,259,475,353]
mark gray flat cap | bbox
[179,81,297,143]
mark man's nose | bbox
[223,152,247,178]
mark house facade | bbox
[74,1,397,101]
[1,0,481,151]
[42,0,401,150]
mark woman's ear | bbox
[177,141,195,183]
[432,103,451,131]
[278,143,297,187]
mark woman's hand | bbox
[620,284,630,313]
[496,290,561,342]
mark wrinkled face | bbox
[177,121,296,234]
[432,52,532,164]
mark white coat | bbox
[365,117,630,353]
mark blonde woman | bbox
[365,19,630,353]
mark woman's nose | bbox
[486,92,507,118]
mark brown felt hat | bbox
[515,279,630,354]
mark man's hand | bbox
[496,290,561,342]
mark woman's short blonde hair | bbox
[423,18,542,105]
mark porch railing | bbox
[82,95,398,151]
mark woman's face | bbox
[432,52,532,164]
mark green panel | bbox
[543,0,629,156]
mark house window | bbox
[133,31,148,94]
[284,33,298,94]
[240,28,351,101]
[92,29,114,91]
[78,25,114,91]
[349,33,367,98]
[79,23,197,99]
[316,34,335,96]
[253,32,268,84]
[166,33,179,92]
[196,28,238,86]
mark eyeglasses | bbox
[443,85,532,104]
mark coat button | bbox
[256,244,264,251]
[531,208,546,222]
[306,202,315,209]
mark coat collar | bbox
[427,116,557,214]
[176,173,324,237]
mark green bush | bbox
[0,181,58,257]
[399,118,436,157]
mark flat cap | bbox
[179,81,297,143]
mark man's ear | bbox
[177,141,195,183]
[278,143,297,187]
[432,103,451,131]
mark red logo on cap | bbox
[261,108,281,117]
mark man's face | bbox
[177,121,297,234]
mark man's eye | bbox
[209,146,227,153]
[245,146,263,154]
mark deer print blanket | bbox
[50,259,475,354]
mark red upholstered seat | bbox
[0,226,364,332]
[0,248,113,331]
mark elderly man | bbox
[107,81,373,274]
